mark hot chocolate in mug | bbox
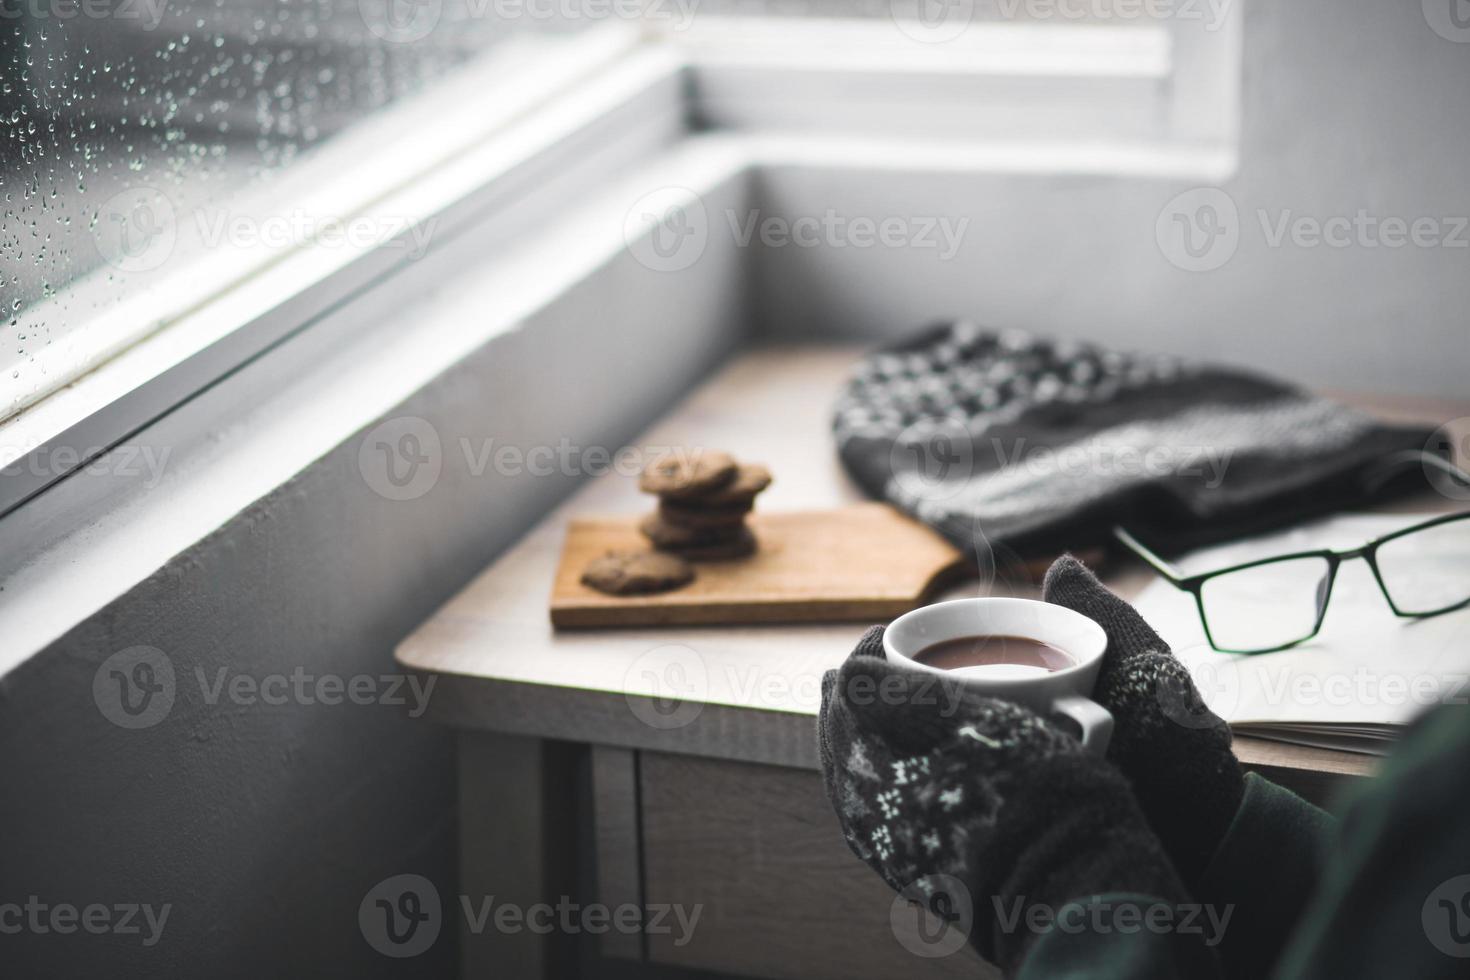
[883,597,1114,753]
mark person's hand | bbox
[818,625,1197,974]
[1043,555,1245,884]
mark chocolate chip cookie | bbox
[667,527,758,561]
[638,450,738,500]
[658,499,753,530]
[639,515,758,560]
[638,513,741,549]
[688,463,772,506]
[581,549,695,596]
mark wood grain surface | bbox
[639,751,995,980]
[551,503,965,628]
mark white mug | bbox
[883,597,1114,754]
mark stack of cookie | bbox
[638,450,772,560]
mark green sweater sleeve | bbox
[1274,705,1470,979]
[1017,894,1229,980]
[1017,707,1470,979]
[1195,773,1335,980]
[1015,774,1331,980]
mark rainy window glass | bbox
[0,1,587,424]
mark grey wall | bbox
[750,0,1470,397]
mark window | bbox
[0,0,1238,520]
[0,2,603,423]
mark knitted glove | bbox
[818,626,1201,975]
[1043,555,1245,884]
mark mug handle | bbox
[1050,695,1114,755]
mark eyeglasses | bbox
[1115,511,1470,654]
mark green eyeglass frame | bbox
[1114,510,1470,655]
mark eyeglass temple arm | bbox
[1360,448,1470,495]
[1112,526,1186,584]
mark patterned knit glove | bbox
[818,625,1200,975]
[1043,555,1245,885]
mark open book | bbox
[1131,515,1470,755]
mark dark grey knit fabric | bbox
[1043,555,1245,886]
[818,626,1211,975]
[832,322,1438,557]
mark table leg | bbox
[458,731,580,979]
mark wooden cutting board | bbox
[550,502,967,628]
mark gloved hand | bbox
[818,625,1204,975]
[1043,555,1245,884]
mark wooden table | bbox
[396,346,1468,980]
